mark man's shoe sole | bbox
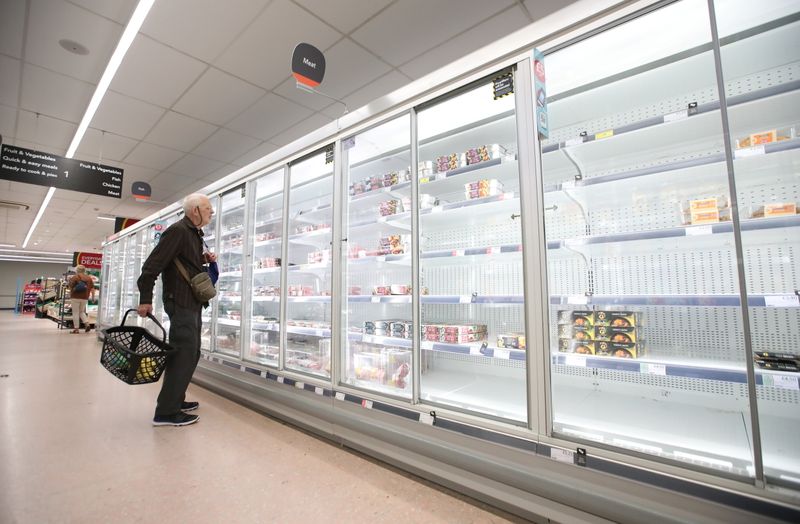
[181,404,199,412]
[152,415,199,427]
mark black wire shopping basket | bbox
[100,309,174,385]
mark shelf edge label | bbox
[550,448,574,464]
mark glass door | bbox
[247,169,285,366]
[214,189,245,358]
[540,0,755,477]
[105,241,123,326]
[715,0,800,487]
[416,74,528,423]
[148,215,177,331]
[201,197,218,352]
[285,149,334,378]
[342,115,413,397]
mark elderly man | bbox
[137,193,216,426]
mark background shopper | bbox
[67,265,94,334]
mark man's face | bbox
[195,198,214,227]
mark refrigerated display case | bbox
[214,187,246,358]
[200,198,218,352]
[284,149,334,378]
[416,77,529,422]
[715,0,800,488]
[539,0,800,483]
[247,168,285,366]
[342,115,414,397]
[99,1,800,520]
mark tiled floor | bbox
[0,312,530,523]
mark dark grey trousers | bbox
[155,301,202,416]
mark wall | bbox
[0,261,70,310]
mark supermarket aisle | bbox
[0,312,530,524]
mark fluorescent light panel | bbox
[0,248,72,256]
[23,0,155,250]
[66,0,156,158]
[22,186,55,248]
[0,255,72,263]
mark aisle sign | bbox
[292,43,326,88]
[114,217,140,233]
[0,144,123,198]
[73,252,103,270]
[532,48,548,139]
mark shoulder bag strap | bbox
[174,258,192,283]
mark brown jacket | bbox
[69,274,94,300]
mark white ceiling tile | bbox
[293,0,394,34]
[268,113,333,150]
[0,0,25,58]
[0,105,17,139]
[314,38,392,100]
[149,171,197,195]
[69,0,140,24]
[522,0,573,19]
[15,110,75,152]
[90,90,165,139]
[215,0,341,90]
[320,70,411,119]
[192,128,260,164]
[173,67,265,126]
[124,142,184,171]
[75,128,139,163]
[26,0,123,83]
[144,111,218,152]
[399,6,530,79]
[110,35,208,108]
[226,93,313,141]
[230,142,280,168]
[0,55,20,107]
[114,163,159,185]
[142,0,269,63]
[20,65,93,122]
[166,154,226,178]
[352,0,513,67]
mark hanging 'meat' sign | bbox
[292,43,325,88]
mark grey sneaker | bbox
[153,412,199,426]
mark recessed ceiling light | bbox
[59,39,89,55]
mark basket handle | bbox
[120,308,168,344]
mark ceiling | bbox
[0,0,573,256]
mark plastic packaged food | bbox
[419,194,439,209]
[465,179,504,199]
[497,333,526,349]
[751,202,797,218]
[435,154,460,173]
[595,311,637,327]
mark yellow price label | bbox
[595,129,614,140]
[419,177,430,184]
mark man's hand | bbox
[205,251,217,263]
[137,304,153,317]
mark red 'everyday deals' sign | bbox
[73,252,102,269]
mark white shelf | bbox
[548,215,800,251]
[550,293,800,308]
[348,331,526,362]
[552,375,754,475]
[288,227,332,246]
[420,371,527,422]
